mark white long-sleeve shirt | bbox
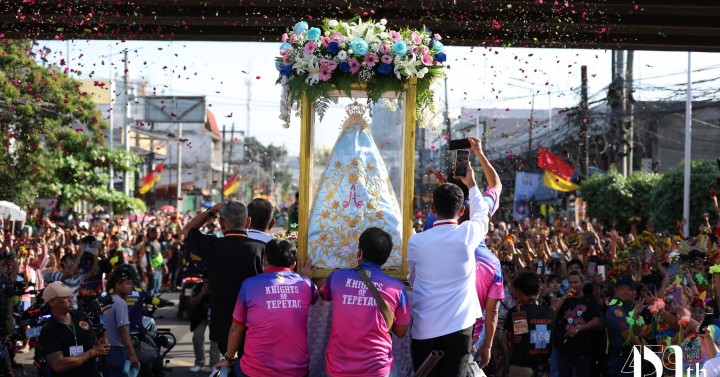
[407,185,490,340]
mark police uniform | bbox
[605,297,632,377]
[39,312,100,377]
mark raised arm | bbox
[468,136,502,194]
[181,201,227,237]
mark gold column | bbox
[401,77,418,278]
[298,94,314,263]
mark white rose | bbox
[337,51,348,61]
[329,20,339,27]
[380,19,387,25]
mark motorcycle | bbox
[177,272,203,318]
[132,300,176,377]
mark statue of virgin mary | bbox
[306,101,403,269]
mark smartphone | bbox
[454,150,470,177]
[587,261,596,278]
[537,260,544,275]
[448,138,472,150]
[667,263,679,283]
[597,265,606,281]
[672,287,683,305]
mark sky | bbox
[36,39,720,157]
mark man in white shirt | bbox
[408,136,498,377]
[246,198,275,243]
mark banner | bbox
[538,147,575,181]
[514,172,540,201]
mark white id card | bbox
[69,345,84,357]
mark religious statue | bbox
[306,102,403,270]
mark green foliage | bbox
[650,160,720,233]
[0,40,141,213]
[626,172,662,226]
[579,167,632,229]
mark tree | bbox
[626,171,662,227]
[650,160,720,233]
[0,40,142,212]
[579,166,632,230]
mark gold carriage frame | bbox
[297,78,417,280]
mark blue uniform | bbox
[605,298,632,377]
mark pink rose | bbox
[421,53,433,65]
[421,46,429,55]
[282,48,292,62]
[290,34,298,43]
[364,53,379,67]
[348,58,361,74]
[434,33,442,41]
[411,46,419,54]
[411,32,422,44]
[389,30,402,42]
[381,55,393,64]
[303,41,317,55]
[320,59,338,71]
[379,44,390,54]
[331,32,345,42]
[282,33,289,42]
[320,36,331,47]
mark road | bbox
[13,292,211,377]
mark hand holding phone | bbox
[448,138,472,150]
[454,150,470,177]
[587,261,596,278]
[597,265,606,281]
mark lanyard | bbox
[64,323,78,346]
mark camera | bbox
[81,294,115,338]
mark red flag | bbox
[223,175,238,191]
[537,148,575,181]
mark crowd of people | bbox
[1,136,720,377]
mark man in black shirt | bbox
[550,270,601,377]
[505,273,555,377]
[181,200,264,356]
[39,281,109,377]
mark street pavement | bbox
[13,292,213,377]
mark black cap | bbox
[615,275,639,288]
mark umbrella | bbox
[160,205,176,213]
[201,201,216,209]
[0,201,26,221]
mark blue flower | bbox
[435,52,447,63]
[280,65,293,77]
[293,21,309,35]
[339,62,351,73]
[349,38,369,56]
[433,41,445,52]
[327,42,340,54]
[377,63,392,75]
[275,61,282,71]
[307,27,321,41]
[392,41,408,56]
[280,42,292,51]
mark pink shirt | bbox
[232,267,318,377]
[321,262,411,377]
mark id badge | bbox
[512,311,529,335]
[69,345,84,357]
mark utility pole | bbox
[580,65,590,178]
[444,75,452,175]
[626,51,635,175]
[221,124,226,201]
[245,77,252,137]
[123,49,131,196]
[528,91,535,154]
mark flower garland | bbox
[276,18,447,128]
[626,309,645,327]
[709,264,720,274]
[648,298,665,314]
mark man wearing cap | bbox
[605,275,644,377]
[39,281,110,377]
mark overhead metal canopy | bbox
[2,0,720,52]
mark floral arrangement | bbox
[276,18,447,128]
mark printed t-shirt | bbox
[605,299,631,351]
[232,267,317,377]
[553,295,600,352]
[504,303,555,368]
[321,262,411,377]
